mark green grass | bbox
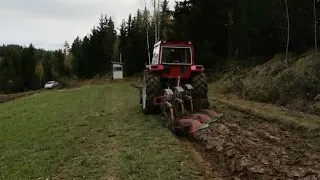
[0,82,198,180]
[209,84,320,130]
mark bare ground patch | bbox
[189,98,320,179]
[0,90,40,103]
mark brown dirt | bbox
[179,138,226,180]
[0,91,40,103]
[189,105,320,180]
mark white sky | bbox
[0,0,178,50]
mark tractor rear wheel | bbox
[140,70,162,114]
[190,72,210,111]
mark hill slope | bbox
[213,53,320,115]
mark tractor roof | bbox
[155,40,193,47]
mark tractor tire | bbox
[190,72,210,111]
[140,70,162,114]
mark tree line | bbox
[0,44,71,93]
[71,15,117,78]
[116,0,320,75]
[0,0,319,92]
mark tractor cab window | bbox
[161,47,191,64]
[151,45,160,64]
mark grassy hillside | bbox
[212,53,320,115]
[0,82,200,180]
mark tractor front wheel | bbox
[190,72,210,111]
[140,70,162,114]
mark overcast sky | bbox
[0,0,176,50]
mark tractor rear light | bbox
[188,41,192,44]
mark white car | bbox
[44,81,59,89]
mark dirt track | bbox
[0,91,39,103]
[189,105,320,180]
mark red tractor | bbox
[140,40,222,135]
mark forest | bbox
[0,0,319,92]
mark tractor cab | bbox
[148,41,204,79]
[151,41,193,65]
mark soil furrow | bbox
[183,104,320,180]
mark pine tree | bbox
[71,37,83,76]
[53,50,65,78]
[160,0,172,39]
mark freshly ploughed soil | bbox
[190,105,320,180]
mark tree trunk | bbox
[284,0,290,67]
[314,0,317,52]
[157,0,161,40]
[144,4,151,64]
[228,11,232,61]
[153,0,158,42]
[228,26,231,61]
[146,24,151,64]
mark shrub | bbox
[275,53,320,102]
[242,77,280,103]
[57,77,79,89]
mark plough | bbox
[160,77,223,135]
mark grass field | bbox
[0,82,199,180]
[2,80,319,180]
